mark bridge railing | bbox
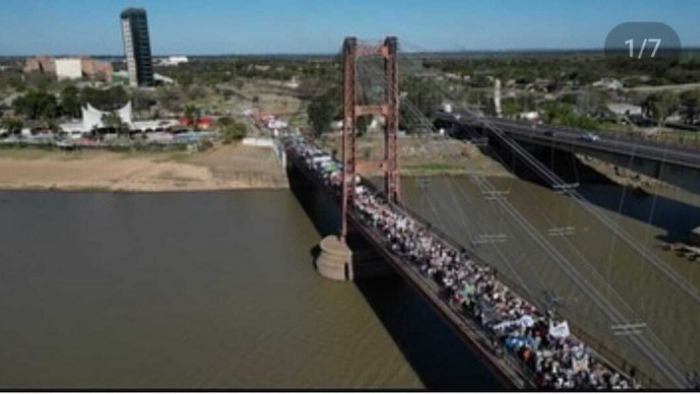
[478,116,700,153]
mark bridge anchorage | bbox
[316,36,400,282]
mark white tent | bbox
[82,101,133,131]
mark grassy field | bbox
[320,133,513,178]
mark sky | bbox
[1,0,699,56]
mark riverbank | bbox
[0,143,288,192]
[576,153,673,194]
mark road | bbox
[437,112,700,170]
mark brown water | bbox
[3,176,697,389]
[0,190,502,389]
[400,176,700,387]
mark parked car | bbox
[579,132,600,142]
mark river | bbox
[2,173,697,388]
[0,190,501,389]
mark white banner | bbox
[518,314,535,328]
[549,321,571,338]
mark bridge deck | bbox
[437,112,700,170]
[288,148,530,388]
[285,137,642,390]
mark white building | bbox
[284,76,299,89]
[159,56,188,66]
[517,111,539,122]
[55,58,83,79]
[607,102,642,116]
[592,78,623,91]
[132,119,179,130]
[82,102,133,131]
[267,119,288,129]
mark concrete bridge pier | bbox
[315,233,393,281]
[285,153,393,281]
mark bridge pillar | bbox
[316,235,353,281]
[315,234,393,281]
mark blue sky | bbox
[1,0,699,55]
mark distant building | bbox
[607,102,642,116]
[592,78,623,91]
[24,56,112,81]
[284,76,299,89]
[55,58,83,79]
[111,70,130,85]
[178,116,215,130]
[516,111,539,122]
[159,56,188,66]
[81,58,113,82]
[24,56,55,74]
[120,8,154,87]
[131,118,179,131]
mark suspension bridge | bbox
[280,36,700,389]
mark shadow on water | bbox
[310,245,320,270]
[354,276,505,390]
[477,138,700,242]
[577,185,700,242]
[290,165,503,390]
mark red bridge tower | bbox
[341,36,400,241]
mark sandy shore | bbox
[0,144,288,192]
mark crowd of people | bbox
[287,135,638,390]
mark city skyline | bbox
[0,0,700,56]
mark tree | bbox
[24,71,56,91]
[101,111,125,133]
[0,70,25,92]
[220,120,247,143]
[399,76,442,132]
[356,115,370,136]
[576,89,608,116]
[644,90,680,123]
[132,89,156,112]
[307,86,340,137]
[680,89,700,124]
[217,116,233,127]
[1,117,23,134]
[539,101,600,130]
[46,118,59,132]
[81,86,128,111]
[186,85,207,101]
[184,105,200,130]
[60,85,81,118]
[12,90,59,120]
[156,86,184,113]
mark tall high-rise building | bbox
[120,8,154,87]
